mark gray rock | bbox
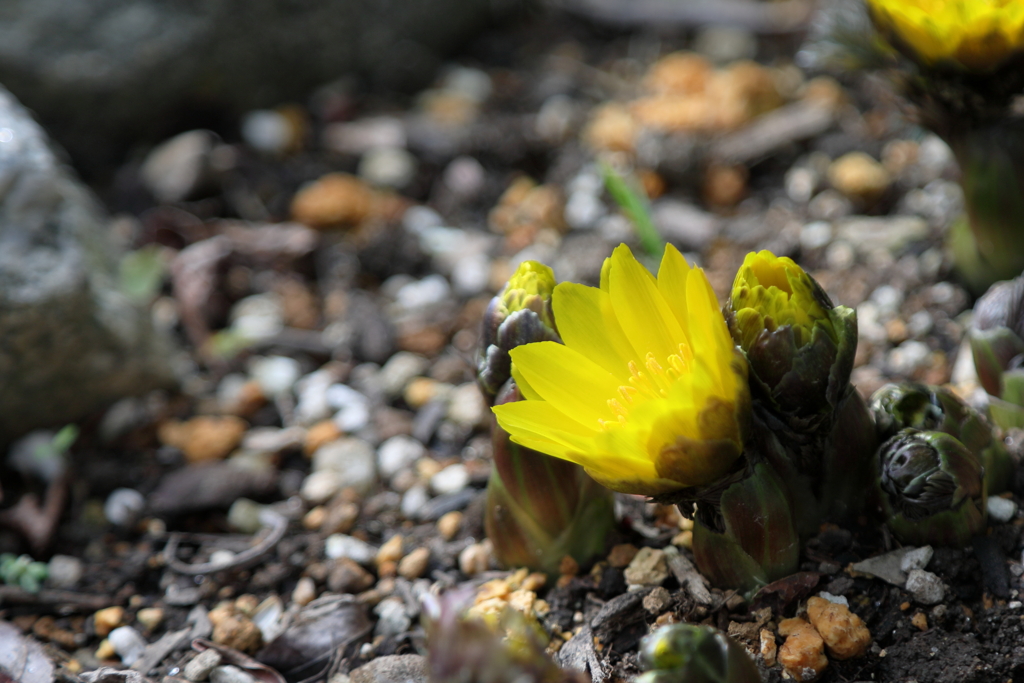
[0,1,512,166]
[210,666,257,683]
[905,568,945,605]
[349,655,426,683]
[378,435,426,479]
[140,130,217,203]
[374,597,413,637]
[183,649,223,682]
[312,437,377,494]
[851,546,931,586]
[651,199,720,251]
[46,554,83,589]
[0,86,173,443]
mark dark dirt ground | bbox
[3,6,1024,683]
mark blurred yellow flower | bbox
[493,244,749,495]
[730,250,835,352]
[867,0,1024,70]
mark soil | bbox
[2,7,1023,683]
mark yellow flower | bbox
[730,250,835,353]
[867,0,1024,70]
[492,244,749,495]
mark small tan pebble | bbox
[800,76,847,110]
[725,593,747,611]
[95,638,116,660]
[377,560,398,578]
[760,629,777,667]
[328,558,376,594]
[607,544,639,569]
[534,599,551,617]
[828,152,890,204]
[303,506,327,530]
[637,169,666,200]
[405,377,446,409]
[632,94,713,133]
[507,589,537,614]
[911,612,928,631]
[476,578,511,602]
[678,516,694,531]
[158,416,248,464]
[778,617,828,682]
[703,164,748,208]
[291,172,374,229]
[32,616,77,649]
[234,594,259,616]
[276,276,319,330]
[655,612,679,627]
[209,603,263,653]
[806,596,872,660]
[559,555,580,577]
[93,606,125,637]
[437,511,463,540]
[292,577,317,606]
[322,501,360,535]
[459,540,493,576]
[416,457,444,480]
[305,421,342,456]
[886,318,909,344]
[521,572,547,592]
[882,139,919,176]
[624,547,668,588]
[397,326,448,356]
[397,547,430,579]
[376,534,405,566]
[135,607,164,631]
[128,595,146,609]
[643,586,672,614]
[671,530,693,549]
[228,380,268,417]
[899,601,911,611]
[643,52,713,95]
[582,103,639,153]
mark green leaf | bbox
[600,162,664,259]
[119,245,167,303]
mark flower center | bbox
[601,343,692,429]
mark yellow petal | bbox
[657,243,692,334]
[553,282,636,379]
[607,244,687,363]
[510,342,622,428]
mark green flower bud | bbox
[681,462,800,592]
[728,250,857,435]
[423,592,586,683]
[485,381,616,575]
[638,624,761,683]
[871,382,1014,494]
[878,429,986,547]
[478,261,560,401]
[969,274,1024,430]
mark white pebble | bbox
[312,438,377,494]
[395,275,451,309]
[230,294,284,340]
[401,484,430,519]
[447,383,486,428]
[898,546,933,573]
[104,488,146,527]
[326,384,371,432]
[564,191,606,230]
[241,110,293,154]
[905,568,944,605]
[377,352,431,399]
[800,221,832,250]
[250,356,301,399]
[358,146,417,189]
[817,592,849,606]
[108,626,147,666]
[430,464,469,495]
[887,341,931,377]
[402,206,444,235]
[374,597,412,637]
[325,534,377,565]
[294,369,337,424]
[443,156,486,197]
[379,435,427,479]
[451,253,492,297]
[301,470,343,504]
[988,496,1018,524]
[46,555,83,589]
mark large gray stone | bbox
[0,0,514,167]
[0,85,174,443]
